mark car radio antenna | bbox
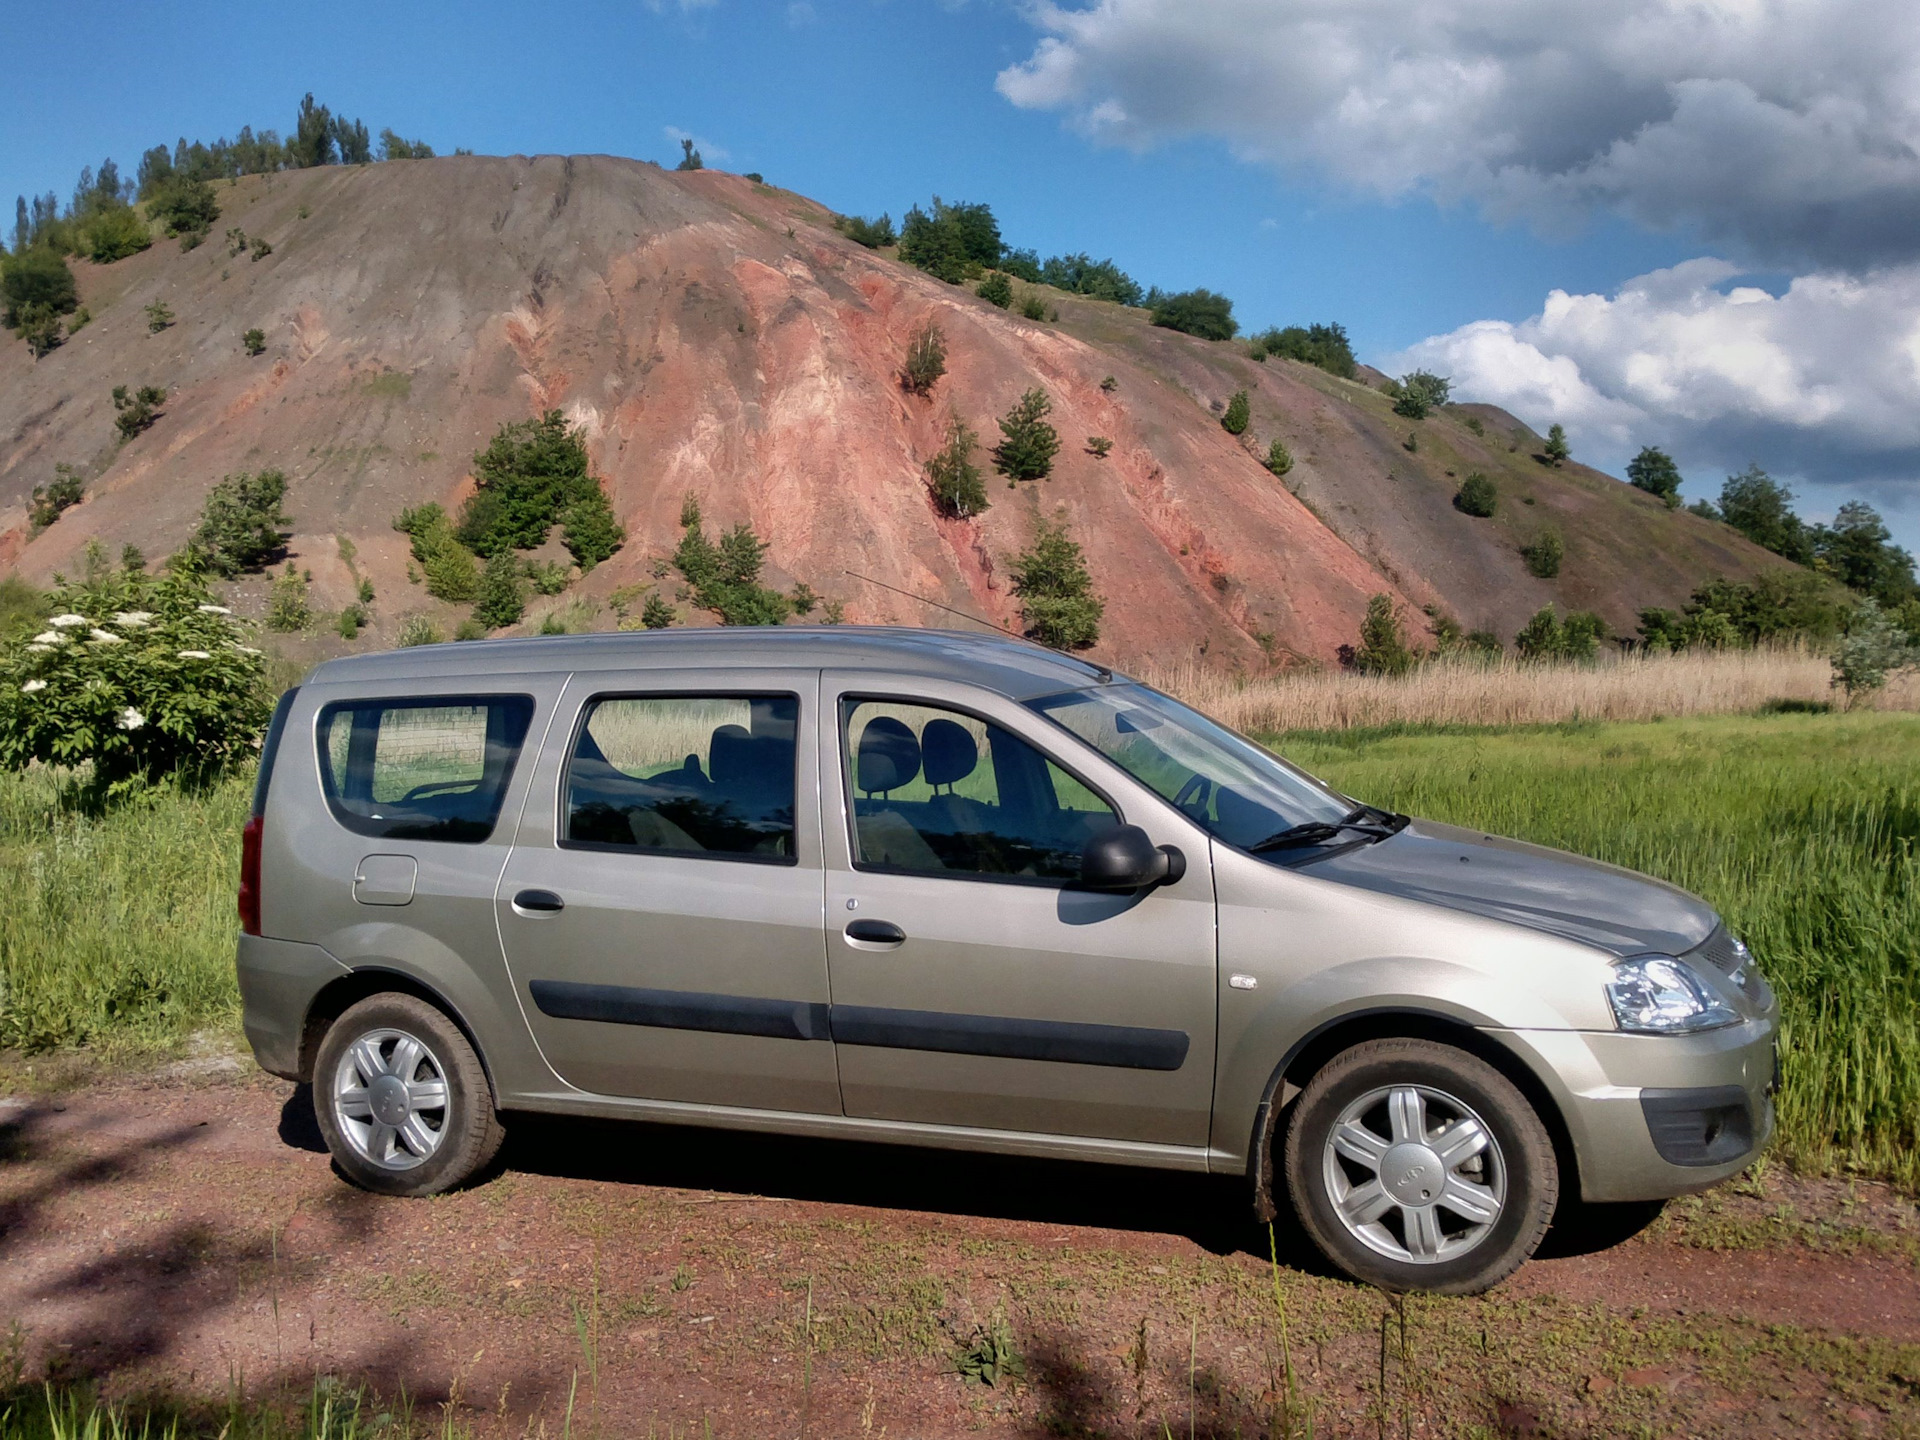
[842,570,1113,683]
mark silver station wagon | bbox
[237,628,1778,1293]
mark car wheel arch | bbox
[299,967,495,1098]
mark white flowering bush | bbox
[0,554,270,798]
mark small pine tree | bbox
[561,485,625,570]
[1522,528,1565,578]
[1264,439,1293,477]
[641,593,675,629]
[145,301,174,333]
[901,322,948,395]
[242,328,266,356]
[1454,473,1497,517]
[1543,423,1571,466]
[194,469,289,575]
[1349,594,1415,675]
[474,548,527,628]
[1009,519,1103,649]
[264,564,311,632]
[1085,436,1113,459]
[976,272,1012,308]
[1514,605,1563,659]
[28,464,85,532]
[926,413,988,518]
[1221,390,1250,435]
[111,384,167,440]
[992,388,1061,482]
[1099,375,1118,393]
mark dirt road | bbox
[2,1070,1916,1437]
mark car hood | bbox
[1302,818,1718,957]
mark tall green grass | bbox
[1276,711,1920,1187]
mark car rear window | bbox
[317,695,535,843]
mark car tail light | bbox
[239,813,264,936]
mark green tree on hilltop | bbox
[1627,446,1682,507]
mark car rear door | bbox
[818,673,1217,1149]
[495,668,840,1114]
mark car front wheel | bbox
[1283,1038,1557,1294]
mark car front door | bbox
[818,674,1217,1150]
[496,670,840,1115]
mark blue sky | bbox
[5,0,1915,547]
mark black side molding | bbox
[529,980,831,1042]
[832,1004,1189,1071]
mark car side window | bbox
[318,696,534,843]
[841,699,1118,882]
[564,694,799,862]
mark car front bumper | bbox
[1488,1009,1779,1204]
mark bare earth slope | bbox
[0,155,1784,665]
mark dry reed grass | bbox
[1139,646,1920,735]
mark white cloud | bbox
[1385,260,1920,526]
[664,125,731,163]
[787,1,816,24]
[997,0,1920,271]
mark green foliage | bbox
[264,564,310,632]
[1009,519,1102,650]
[676,137,704,171]
[1626,446,1683,507]
[335,604,365,639]
[145,174,219,243]
[2,246,78,328]
[457,411,621,566]
[226,226,249,256]
[1017,291,1054,322]
[378,128,435,161]
[525,558,570,596]
[900,321,947,396]
[393,503,480,602]
[1038,252,1142,305]
[1147,287,1237,340]
[1830,600,1918,700]
[0,554,269,800]
[1718,464,1812,563]
[898,198,1001,282]
[1453,472,1497,518]
[192,469,287,576]
[1085,435,1113,459]
[397,614,443,647]
[29,465,85,533]
[999,248,1042,283]
[242,327,265,355]
[1521,527,1564,578]
[356,576,375,605]
[992,388,1061,482]
[249,236,272,261]
[926,413,989,519]
[1099,375,1118,393]
[1347,594,1416,675]
[835,213,896,248]
[474,548,527,629]
[290,93,335,168]
[1543,422,1571,466]
[17,304,63,358]
[1684,571,1847,646]
[1391,370,1451,419]
[1250,322,1357,379]
[332,116,372,166]
[1220,389,1250,435]
[454,617,486,640]
[1687,497,1721,521]
[1264,438,1294,477]
[145,300,174,333]
[673,499,793,626]
[111,384,167,440]
[641,593,675,629]
[956,1313,1025,1387]
[975,271,1012,308]
[1814,500,1916,605]
[1513,604,1602,661]
[75,201,150,262]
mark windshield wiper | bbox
[1248,806,1404,854]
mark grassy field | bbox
[0,707,1914,1192]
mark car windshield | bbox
[1028,683,1358,850]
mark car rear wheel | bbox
[1283,1038,1557,1294]
[312,993,504,1197]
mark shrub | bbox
[1684,572,1846,645]
[1543,423,1571,467]
[1348,594,1415,675]
[1392,370,1450,420]
[393,503,480,602]
[898,198,1001,282]
[1626,446,1682,507]
[1221,390,1250,435]
[263,565,310,632]
[18,305,63,358]
[1017,293,1053,322]
[526,559,570,596]
[1513,604,1604,660]
[992,388,1060,483]
[474,548,527,628]
[1000,248,1043,283]
[1085,436,1113,459]
[676,138,704,171]
[457,411,621,566]
[1250,322,1356,378]
[29,465,86,532]
[1454,472,1497,517]
[226,227,249,257]
[1264,439,1293,477]
[673,499,792,626]
[1521,528,1564,578]
[144,301,173,333]
[1832,599,1919,701]
[976,272,1012,308]
[249,237,272,261]
[378,129,435,161]
[901,322,947,396]
[397,615,443,647]
[242,328,265,356]
[0,553,269,799]
[926,413,988,519]
[1038,253,1142,306]
[641,594,675,629]
[1148,288,1237,340]
[111,384,167,440]
[76,203,150,263]
[193,470,288,576]
[2,247,78,328]
[146,174,218,244]
[1009,519,1102,649]
[836,213,896,248]
[1099,375,1118,393]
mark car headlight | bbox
[1606,955,1738,1034]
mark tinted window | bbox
[565,695,798,861]
[842,699,1117,882]
[318,696,534,843]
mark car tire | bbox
[1283,1038,1557,1295]
[312,993,504,1198]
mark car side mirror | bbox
[1080,824,1187,891]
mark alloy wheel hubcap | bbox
[332,1028,450,1171]
[1322,1083,1506,1265]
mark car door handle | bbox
[844,919,905,946]
[512,888,565,915]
